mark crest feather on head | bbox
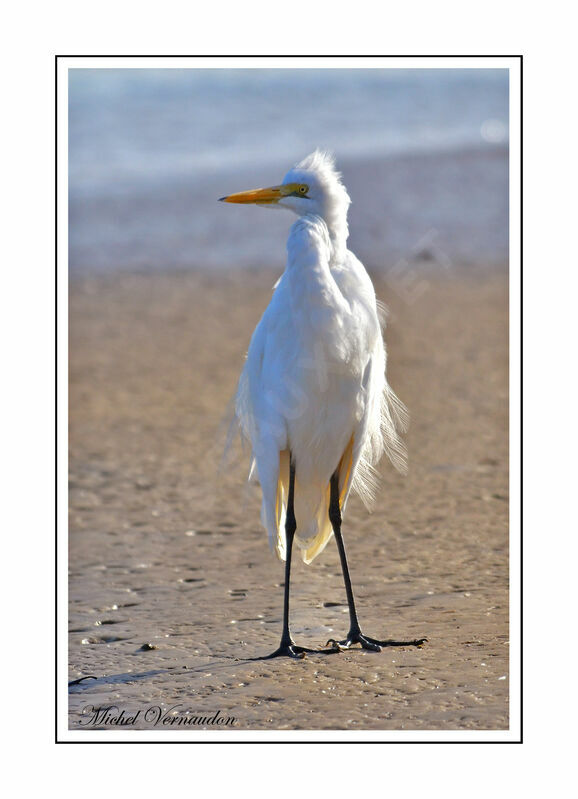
[296,150,341,182]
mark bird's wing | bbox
[234,275,294,557]
[332,253,408,511]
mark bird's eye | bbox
[299,185,308,194]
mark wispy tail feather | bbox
[272,436,356,565]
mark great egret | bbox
[220,151,426,658]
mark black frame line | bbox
[56,53,522,744]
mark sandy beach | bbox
[68,263,509,733]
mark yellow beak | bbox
[219,184,285,205]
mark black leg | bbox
[253,459,334,660]
[325,472,427,652]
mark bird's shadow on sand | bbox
[67,655,246,692]
[68,670,169,690]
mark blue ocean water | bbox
[68,68,509,272]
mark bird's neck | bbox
[307,209,349,265]
[288,214,350,279]
[326,213,349,265]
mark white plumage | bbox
[226,151,408,564]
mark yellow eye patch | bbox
[282,183,310,198]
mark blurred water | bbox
[68,68,509,273]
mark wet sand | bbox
[68,265,509,733]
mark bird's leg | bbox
[325,473,427,652]
[258,461,327,660]
[273,462,303,657]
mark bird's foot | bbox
[325,630,427,652]
[248,637,340,660]
[261,643,309,660]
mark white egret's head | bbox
[219,151,351,234]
